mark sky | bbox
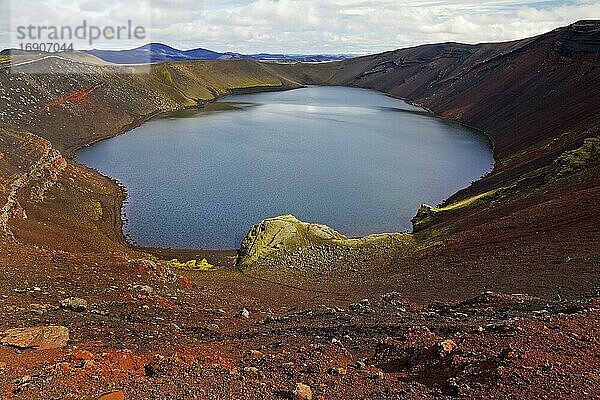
[0,0,598,54]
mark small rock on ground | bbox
[293,383,313,400]
[438,339,457,356]
[60,297,88,312]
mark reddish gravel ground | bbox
[1,237,599,399]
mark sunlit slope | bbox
[0,58,301,154]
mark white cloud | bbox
[1,0,598,53]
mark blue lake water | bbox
[76,86,494,249]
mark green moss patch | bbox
[552,136,600,178]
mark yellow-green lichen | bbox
[87,200,103,221]
[167,258,215,271]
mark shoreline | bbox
[69,83,300,261]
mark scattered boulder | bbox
[329,367,347,375]
[132,258,178,283]
[60,297,88,312]
[380,292,403,306]
[29,303,51,315]
[248,349,263,358]
[293,383,313,400]
[372,370,385,379]
[10,203,27,220]
[133,285,154,295]
[438,339,457,357]
[0,326,69,350]
[243,366,260,374]
[133,258,157,273]
[238,308,251,319]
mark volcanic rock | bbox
[60,297,88,312]
[0,326,69,350]
[236,214,404,267]
[293,383,313,400]
[438,339,458,357]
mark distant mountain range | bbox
[83,43,353,64]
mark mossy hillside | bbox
[552,136,600,178]
[124,67,199,109]
[412,137,600,235]
[412,189,498,232]
[414,137,600,235]
[236,214,408,268]
[146,63,217,103]
[148,60,301,103]
[413,225,452,244]
[438,190,499,212]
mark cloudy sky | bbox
[1,0,598,54]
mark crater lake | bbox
[76,86,494,249]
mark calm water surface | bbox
[76,86,493,249]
